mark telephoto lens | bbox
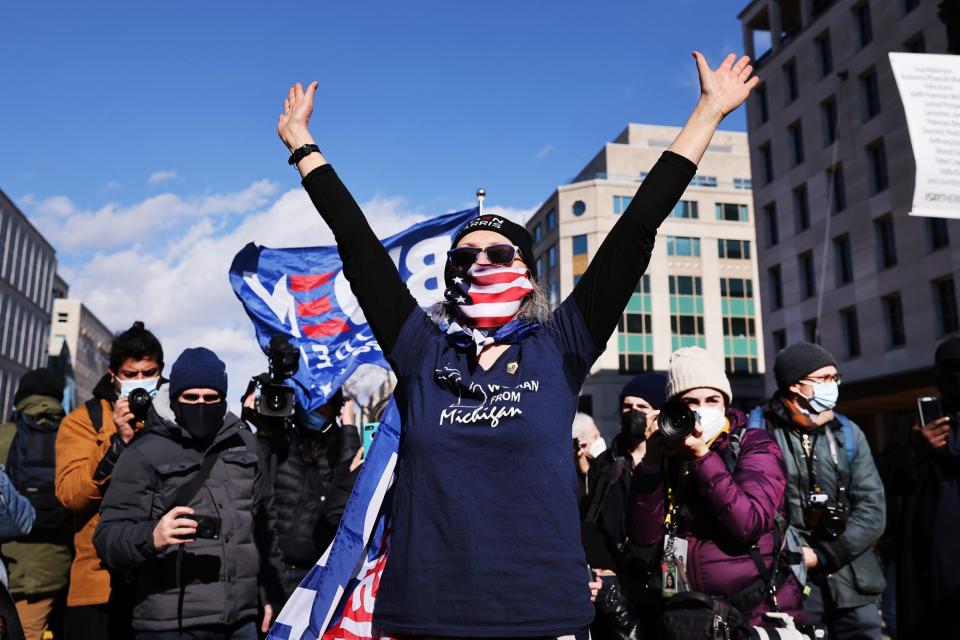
[656,401,698,442]
[127,387,153,422]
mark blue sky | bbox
[0,0,754,400]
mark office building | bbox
[738,0,956,443]
[49,298,113,409]
[526,124,763,437]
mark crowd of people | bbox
[0,48,956,640]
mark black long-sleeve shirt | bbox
[301,150,696,353]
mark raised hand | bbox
[693,51,759,120]
[277,81,319,152]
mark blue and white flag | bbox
[229,207,478,411]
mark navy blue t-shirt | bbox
[373,298,601,637]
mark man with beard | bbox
[581,374,665,640]
[881,337,960,637]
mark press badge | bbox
[662,536,689,598]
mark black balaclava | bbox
[168,347,229,445]
[173,401,226,444]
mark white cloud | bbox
[148,170,178,185]
[535,144,555,160]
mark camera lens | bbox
[657,401,698,442]
[128,387,153,421]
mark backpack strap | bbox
[834,413,858,464]
[84,398,104,436]
[747,406,766,430]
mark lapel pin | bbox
[506,362,519,375]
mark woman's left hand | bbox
[693,51,759,120]
[662,421,710,459]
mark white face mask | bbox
[118,377,160,399]
[696,407,727,443]
[588,437,607,458]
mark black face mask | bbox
[173,401,226,444]
[621,409,648,442]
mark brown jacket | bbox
[55,378,142,607]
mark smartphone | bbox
[917,396,943,427]
[361,422,380,459]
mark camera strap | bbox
[822,426,849,503]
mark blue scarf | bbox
[443,318,540,355]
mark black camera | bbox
[623,409,648,441]
[186,514,222,540]
[804,492,848,541]
[127,387,153,422]
[657,401,698,442]
[247,334,301,418]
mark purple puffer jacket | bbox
[627,407,803,626]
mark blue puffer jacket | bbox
[0,465,35,542]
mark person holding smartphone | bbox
[879,337,960,638]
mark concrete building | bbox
[738,0,956,446]
[0,190,58,421]
[49,299,113,409]
[526,124,764,438]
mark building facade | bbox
[738,0,955,446]
[49,299,113,410]
[0,190,58,421]
[526,124,763,438]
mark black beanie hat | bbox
[449,214,536,279]
[619,373,667,410]
[14,368,66,406]
[169,347,228,400]
[774,341,838,390]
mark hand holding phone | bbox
[918,396,943,427]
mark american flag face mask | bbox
[444,263,534,329]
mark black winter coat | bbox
[93,388,285,632]
[256,419,360,568]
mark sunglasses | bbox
[179,392,222,404]
[447,244,521,270]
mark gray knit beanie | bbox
[665,347,732,404]
[774,342,837,390]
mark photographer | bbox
[879,337,960,637]
[93,347,285,639]
[753,342,884,638]
[627,347,802,630]
[248,387,360,598]
[55,320,163,640]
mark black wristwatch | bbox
[288,143,321,166]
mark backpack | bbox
[6,410,72,534]
[746,406,858,463]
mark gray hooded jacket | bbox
[93,386,285,632]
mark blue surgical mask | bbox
[118,377,160,399]
[304,410,337,433]
[804,382,839,413]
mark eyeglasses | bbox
[447,244,521,270]
[179,392,222,404]
[800,374,842,386]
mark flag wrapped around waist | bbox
[267,398,400,640]
[228,207,478,411]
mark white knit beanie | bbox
[665,347,733,404]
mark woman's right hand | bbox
[277,81,319,152]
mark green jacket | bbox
[760,399,886,610]
[0,394,74,596]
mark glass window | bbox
[829,164,847,213]
[572,201,586,217]
[804,318,818,344]
[773,329,787,352]
[834,234,854,286]
[821,97,838,146]
[769,265,783,310]
[867,139,889,193]
[875,215,897,269]
[734,178,752,190]
[883,293,906,348]
[671,200,699,219]
[934,276,960,335]
[547,244,557,268]
[572,235,587,255]
[667,236,701,257]
[927,217,950,252]
[718,239,751,259]
[613,195,633,215]
[816,32,833,77]
[533,223,543,243]
[860,69,881,121]
[546,209,557,230]
[764,203,779,247]
[783,59,799,103]
[760,143,773,184]
[788,121,804,166]
[715,203,748,222]
[690,175,718,187]
[853,2,873,48]
[841,307,861,358]
[794,184,810,231]
[799,251,816,299]
[756,84,769,124]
